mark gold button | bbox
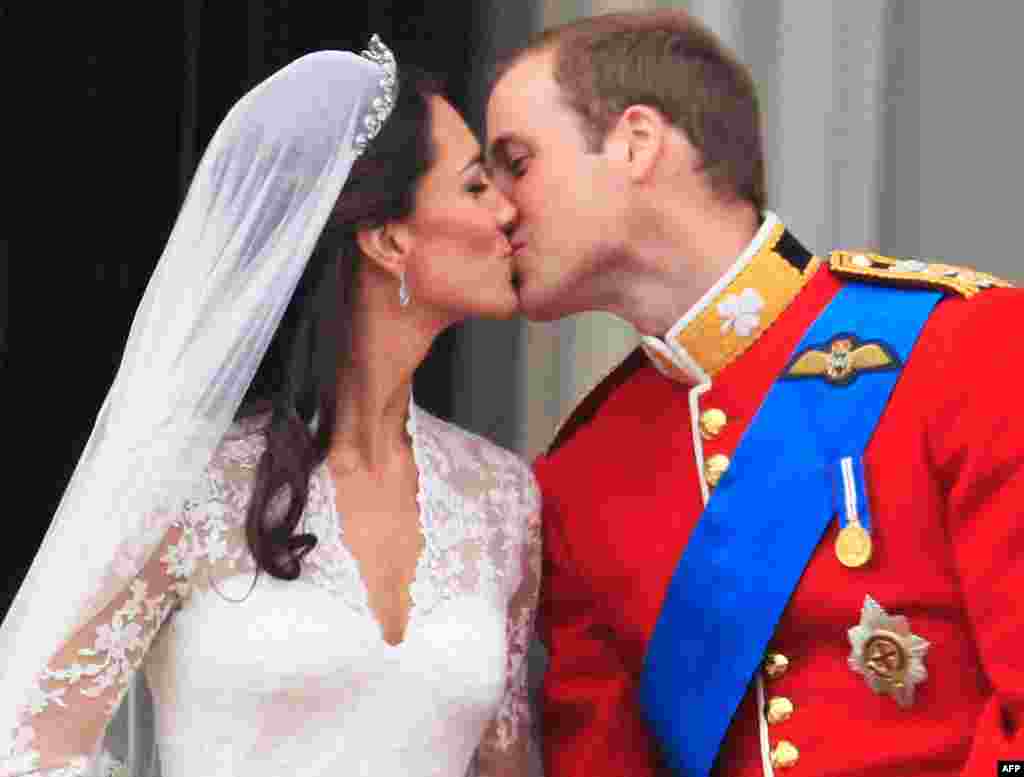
[704,454,730,487]
[699,408,728,440]
[766,696,794,724]
[771,740,800,769]
[763,653,790,680]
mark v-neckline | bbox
[317,398,429,650]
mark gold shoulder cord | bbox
[829,251,1013,299]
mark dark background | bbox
[7,1,491,616]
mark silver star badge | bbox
[847,595,930,707]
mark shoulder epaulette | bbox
[547,347,647,457]
[829,250,1013,298]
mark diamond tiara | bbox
[354,35,398,158]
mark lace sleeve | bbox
[475,461,543,777]
[1,519,193,777]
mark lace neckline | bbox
[303,398,429,648]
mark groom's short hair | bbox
[497,10,766,212]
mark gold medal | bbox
[835,520,872,567]
[862,631,908,690]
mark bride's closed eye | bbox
[465,177,490,196]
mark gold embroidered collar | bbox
[640,213,821,385]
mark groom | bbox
[486,9,1023,777]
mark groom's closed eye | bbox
[486,141,509,175]
[488,137,530,183]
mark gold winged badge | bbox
[785,335,899,386]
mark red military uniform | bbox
[534,214,1023,776]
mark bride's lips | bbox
[509,242,527,288]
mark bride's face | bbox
[401,96,519,321]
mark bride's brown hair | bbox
[242,66,442,580]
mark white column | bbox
[830,1,887,250]
[772,2,839,255]
[772,0,886,255]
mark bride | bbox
[1,37,539,777]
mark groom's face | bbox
[486,49,625,321]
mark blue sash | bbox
[638,282,942,776]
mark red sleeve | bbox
[924,289,1024,772]
[534,455,661,777]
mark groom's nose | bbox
[494,189,518,236]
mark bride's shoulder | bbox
[216,408,270,460]
[196,408,269,494]
[414,405,539,509]
[179,411,268,532]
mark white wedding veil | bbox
[1,37,397,774]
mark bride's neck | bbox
[328,301,439,473]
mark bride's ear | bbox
[356,222,413,280]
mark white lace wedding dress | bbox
[3,401,541,777]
